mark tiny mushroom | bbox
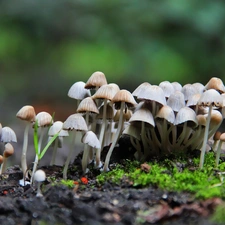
[33,169,46,197]
[0,143,14,174]
[16,105,36,178]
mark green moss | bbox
[97,152,225,199]
[211,203,225,224]
[60,179,75,188]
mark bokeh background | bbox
[1,0,225,165]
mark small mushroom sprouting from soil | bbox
[63,114,88,179]
[16,105,36,179]
[215,132,225,168]
[0,143,14,174]
[33,169,46,197]
[49,121,69,166]
[197,89,223,169]
[81,130,100,173]
[31,111,53,183]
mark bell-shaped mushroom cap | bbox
[68,81,91,100]
[159,81,175,98]
[136,85,167,106]
[167,91,185,112]
[3,143,14,158]
[132,82,151,97]
[16,105,36,122]
[34,169,46,182]
[77,97,99,114]
[81,131,101,148]
[197,89,223,107]
[114,109,132,122]
[48,121,69,136]
[97,101,114,120]
[1,127,17,143]
[122,124,141,140]
[92,83,120,101]
[181,84,199,101]
[174,106,198,127]
[171,81,182,92]
[63,113,88,131]
[36,112,53,127]
[112,89,137,109]
[155,105,175,124]
[209,110,223,129]
[205,77,225,93]
[85,71,107,89]
[186,93,201,107]
[192,82,205,93]
[129,104,155,127]
[196,114,207,126]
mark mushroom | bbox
[33,169,46,197]
[1,126,17,143]
[212,131,221,151]
[103,89,137,171]
[92,83,120,167]
[68,81,91,110]
[81,130,101,173]
[205,77,225,93]
[31,111,53,182]
[215,132,225,167]
[49,121,69,166]
[159,81,175,99]
[16,105,36,178]
[0,143,14,174]
[63,114,88,179]
[167,91,185,114]
[85,71,107,90]
[197,89,223,168]
[129,102,155,160]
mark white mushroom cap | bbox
[132,82,151,97]
[34,169,46,182]
[174,107,198,127]
[48,121,69,137]
[167,91,185,112]
[171,81,182,92]
[63,113,88,131]
[81,131,101,149]
[36,112,53,127]
[197,89,223,107]
[155,105,175,124]
[159,81,175,98]
[68,81,91,100]
[1,127,17,143]
[136,85,166,106]
[181,84,199,101]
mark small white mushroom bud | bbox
[34,169,46,197]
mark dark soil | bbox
[0,147,222,225]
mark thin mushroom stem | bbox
[215,140,222,168]
[50,137,59,166]
[82,144,91,173]
[199,104,212,169]
[95,99,107,168]
[103,102,125,172]
[21,122,30,178]
[63,132,77,179]
[31,127,45,184]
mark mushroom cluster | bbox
[10,73,225,182]
[66,75,225,172]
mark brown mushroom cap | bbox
[112,89,137,109]
[3,143,14,158]
[92,83,120,101]
[85,71,107,89]
[205,77,225,94]
[77,97,99,114]
[16,105,36,122]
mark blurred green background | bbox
[1,0,225,123]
